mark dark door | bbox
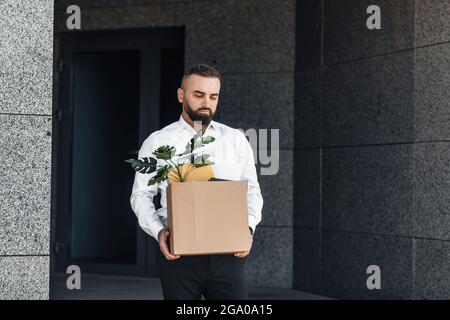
[53,28,184,276]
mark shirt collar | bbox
[178,113,218,134]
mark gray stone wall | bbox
[294,0,450,299]
[54,0,295,289]
[0,0,54,299]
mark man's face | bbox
[177,74,221,125]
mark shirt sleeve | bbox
[238,131,263,235]
[130,133,165,243]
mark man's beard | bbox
[183,101,215,125]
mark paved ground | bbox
[50,273,332,300]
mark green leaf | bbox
[192,153,214,166]
[202,136,215,144]
[125,157,157,174]
[153,145,176,160]
[147,165,170,186]
[180,134,216,156]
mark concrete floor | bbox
[50,273,332,300]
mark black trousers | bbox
[156,249,248,300]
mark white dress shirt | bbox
[130,113,263,243]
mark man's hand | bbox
[158,228,180,260]
[234,228,253,258]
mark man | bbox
[130,63,263,300]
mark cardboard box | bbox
[166,180,252,255]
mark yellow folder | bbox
[168,163,214,182]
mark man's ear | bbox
[177,88,184,104]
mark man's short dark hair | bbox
[181,63,221,86]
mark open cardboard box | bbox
[166,179,253,255]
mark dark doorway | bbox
[52,28,184,277]
[70,51,140,266]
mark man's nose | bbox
[201,97,211,108]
